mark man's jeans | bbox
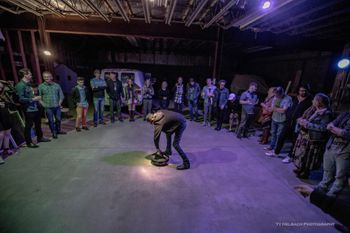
[93,97,105,124]
[270,120,286,150]
[203,103,213,125]
[143,99,152,119]
[237,110,254,137]
[109,99,121,122]
[165,122,189,164]
[318,146,350,196]
[46,106,62,134]
[188,99,198,121]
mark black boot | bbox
[176,160,190,170]
[130,111,135,121]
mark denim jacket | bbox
[214,87,229,108]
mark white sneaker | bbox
[265,150,276,157]
[282,156,291,163]
[0,157,5,165]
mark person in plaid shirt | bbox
[173,77,184,113]
[39,71,66,139]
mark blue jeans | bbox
[203,103,213,125]
[93,97,105,124]
[188,99,198,120]
[46,107,62,134]
[270,120,286,150]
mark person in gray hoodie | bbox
[186,78,201,121]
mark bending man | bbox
[146,110,190,170]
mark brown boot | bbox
[259,128,270,144]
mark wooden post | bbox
[3,30,18,83]
[0,54,6,80]
[212,27,223,80]
[31,31,42,83]
[17,30,28,68]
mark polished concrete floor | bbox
[0,119,338,233]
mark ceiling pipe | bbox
[59,0,88,19]
[224,0,295,30]
[6,0,42,16]
[165,0,177,25]
[24,0,64,17]
[203,0,238,29]
[113,0,130,22]
[185,0,209,27]
[198,0,218,22]
[141,0,151,24]
[82,0,111,22]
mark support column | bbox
[4,30,18,83]
[0,54,6,80]
[31,30,42,83]
[212,27,223,82]
[37,17,54,73]
[17,30,28,68]
[331,42,350,111]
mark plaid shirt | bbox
[38,82,64,108]
[15,79,38,112]
[174,84,184,104]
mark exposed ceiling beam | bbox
[59,0,87,19]
[225,0,296,30]
[25,0,65,17]
[6,0,42,16]
[165,0,177,25]
[291,17,350,36]
[203,0,237,29]
[82,0,111,22]
[276,7,350,34]
[265,0,343,31]
[141,0,151,24]
[0,4,23,14]
[182,0,194,20]
[0,14,217,41]
[185,0,209,27]
[198,0,218,22]
[112,0,130,22]
[125,36,139,47]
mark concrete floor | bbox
[0,120,338,233]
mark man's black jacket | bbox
[153,110,186,149]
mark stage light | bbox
[262,1,271,9]
[337,58,350,69]
[43,50,52,56]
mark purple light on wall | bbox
[262,1,271,9]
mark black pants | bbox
[216,107,226,129]
[174,103,183,113]
[24,111,43,144]
[165,122,189,164]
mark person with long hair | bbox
[0,82,15,164]
[292,93,333,178]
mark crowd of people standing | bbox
[1,68,349,201]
